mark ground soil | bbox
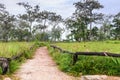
[14,47,120,80]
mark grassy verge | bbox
[49,41,120,76]
[0,42,47,79]
[0,42,33,58]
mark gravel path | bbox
[15,47,79,80]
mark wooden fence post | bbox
[0,57,11,75]
[72,54,78,65]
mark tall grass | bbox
[0,42,35,75]
[0,42,33,58]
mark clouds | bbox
[0,0,78,18]
[0,0,26,14]
[99,0,120,14]
[0,0,120,19]
[27,0,78,18]
[32,0,69,6]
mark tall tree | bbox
[73,0,103,40]
[0,3,15,42]
[50,26,64,42]
[91,26,99,40]
[65,18,87,41]
[13,19,31,41]
[112,12,120,40]
[48,12,63,41]
[98,15,113,40]
[17,2,40,40]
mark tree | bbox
[73,0,103,40]
[13,19,31,41]
[49,13,63,27]
[35,32,50,41]
[48,12,63,42]
[17,2,63,41]
[50,26,64,42]
[36,11,50,32]
[112,12,120,40]
[65,18,87,41]
[98,15,113,40]
[0,3,15,42]
[91,26,98,40]
[17,2,40,40]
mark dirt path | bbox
[15,47,79,80]
[15,47,120,80]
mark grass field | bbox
[54,41,120,53]
[0,41,47,75]
[0,42,33,58]
[0,42,36,75]
[50,40,120,76]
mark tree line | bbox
[0,0,120,42]
[0,2,63,42]
[65,0,120,41]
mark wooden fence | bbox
[50,45,120,65]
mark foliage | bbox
[65,18,87,41]
[65,0,103,41]
[50,26,64,42]
[112,12,120,40]
[0,4,16,42]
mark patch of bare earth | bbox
[14,47,120,80]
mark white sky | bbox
[0,0,120,19]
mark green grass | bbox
[0,42,36,75]
[54,41,120,53]
[0,42,33,58]
[0,41,48,75]
[50,41,120,76]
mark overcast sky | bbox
[0,0,120,19]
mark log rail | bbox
[50,45,120,65]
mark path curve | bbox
[15,47,79,80]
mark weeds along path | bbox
[15,47,79,80]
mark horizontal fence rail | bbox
[50,45,120,65]
[75,52,120,57]
[50,45,74,54]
